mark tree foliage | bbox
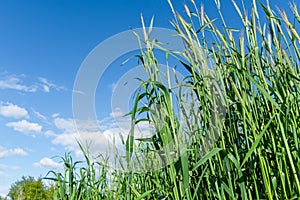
[8,176,54,200]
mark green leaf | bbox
[137,189,154,200]
[245,73,280,110]
[192,148,222,171]
[241,114,276,167]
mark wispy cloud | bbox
[33,157,62,169]
[32,108,47,121]
[6,120,42,134]
[0,164,20,171]
[52,113,60,118]
[0,72,66,93]
[0,74,37,92]
[72,90,85,95]
[110,83,117,91]
[0,163,20,181]
[0,102,29,119]
[0,146,28,158]
[38,77,65,93]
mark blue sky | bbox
[0,0,295,197]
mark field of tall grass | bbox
[47,0,300,199]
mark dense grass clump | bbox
[47,0,300,199]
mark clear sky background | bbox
[0,0,295,197]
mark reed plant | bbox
[47,0,300,199]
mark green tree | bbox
[8,176,54,200]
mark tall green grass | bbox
[47,0,300,199]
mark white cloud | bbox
[0,164,20,170]
[0,102,29,119]
[52,113,60,118]
[0,74,37,92]
[12,148,27,156]
[47,117,119,157]
[48,118,81,156]
[0,146,28,158]
[6,120,42,133]
[49,115,153,159]
[38,77,65,92]
[110,83,117,91]
[32,108,47,121]
[43,85,50,92]
[110,107,124,118]
[51,132,81,156]
[44,130,56,138]
[33,157,62,169]
[54,118,76,132]
[0,73,66,93]
[72,90,85,95]
[51,128,115,157]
